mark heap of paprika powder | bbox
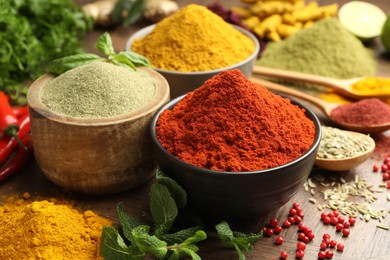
[156,69,316,172]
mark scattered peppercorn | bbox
[275,236,284,245]
[280,251,288,259]
[296,249,305,259]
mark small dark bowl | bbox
[150,95,321,224]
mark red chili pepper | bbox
[12,106,29,118]
[0,134,33,182]
[0,113,30,165]
[0,91,21,141]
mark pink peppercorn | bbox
[280,251,288,259]
[325,250,334,259]
[318,251,326,259]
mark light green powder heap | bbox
[258,18,376,79]
[41,61,156,118]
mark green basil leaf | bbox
[100,226,142,260]
[157,175,187,208]
[96,32,116,57]
[150,183,178,234]
[111,52,137,70]
[123,0,146,26]
[117,51,151,68]
[132,226,168,258]
[117,202,145,244]
[46,54,103,75]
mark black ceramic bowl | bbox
[150,95,321,224]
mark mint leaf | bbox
[96,32,116,57]
[100,226,144,260]
[150,183,178,235]
[179,247,202,260]
[215,221,262,260]
[132,225,168,258]
[46,54,103,75]
[117,202,145,244]
[158,226,202,244]
[157,174,187,208]
[165,231,206,260]
[182,230,207,245]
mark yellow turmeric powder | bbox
[0,194,111,260]
[131,4,256,72]
[351,77,390,96]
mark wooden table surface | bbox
[2,1,390,259]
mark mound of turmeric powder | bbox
[0,193,111,260]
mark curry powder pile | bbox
[0,194,111,260]
[132,4,256,72]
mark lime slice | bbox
[382,16,390,52]
[338,1,386,41]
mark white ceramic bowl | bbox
[126,24,260,98]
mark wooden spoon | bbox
[315,130,375,172]
[250,77,390,134]
[253,65,390,100]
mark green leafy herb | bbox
[215,221,263,260]
[150,183,178,236]
[156,169,187,208]
[0,0,92,104]
[112,0,146,26]
[46,32,151,75]
[100,173,207,260]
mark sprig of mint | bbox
[46,32,150,75]
[215,221,263,260]
[100,170,263,259]
[100,172,206,260]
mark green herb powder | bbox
[258,18,376,80]
[41,61,156,118]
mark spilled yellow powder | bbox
[0,194,111,260]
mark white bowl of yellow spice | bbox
[27,61,170,194]
[126,4,259,98]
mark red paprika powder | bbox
[156,69,316,172]
[330,98,390,126]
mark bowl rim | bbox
[151,94,322,176]
[27,67,170,126]
[126,24,260,75]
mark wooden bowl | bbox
[27,68,170,194]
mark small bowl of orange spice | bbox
[150,69,321,224]
[126,4,259,98]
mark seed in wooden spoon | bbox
[317,126,372,159]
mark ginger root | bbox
[144,0,179,22]
[234,0,339,41]
[82,0,179,26]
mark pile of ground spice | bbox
[330,98,390,126]
[0,193,111,260]
[131,4,256,72]
[41,61,156,118]
[156,69,316,172]
[258,18,376,80]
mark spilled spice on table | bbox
[0,193,111,260]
